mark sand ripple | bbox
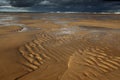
[16,26,120,80]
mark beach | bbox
[0,13,120,80]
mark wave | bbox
[47,11,120,14]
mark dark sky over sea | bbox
[0,0,120,12]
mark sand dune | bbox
[0,13,120,80]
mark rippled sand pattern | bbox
[0,13,120,80]
[17,26,120,80]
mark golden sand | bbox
[0,13,120,80]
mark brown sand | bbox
[0,13,120,80]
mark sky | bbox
[0,0,120,12]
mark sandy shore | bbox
[0,13,120,80]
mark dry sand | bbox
[0,13,120,80]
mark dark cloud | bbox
[0,0,9,6]
[9,0,104,7]
[0,0,119,12]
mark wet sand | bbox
[0,13,120,80]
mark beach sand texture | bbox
[0,13,120,80]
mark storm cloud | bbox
[0,0,119,12]
[9,0,103,7]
